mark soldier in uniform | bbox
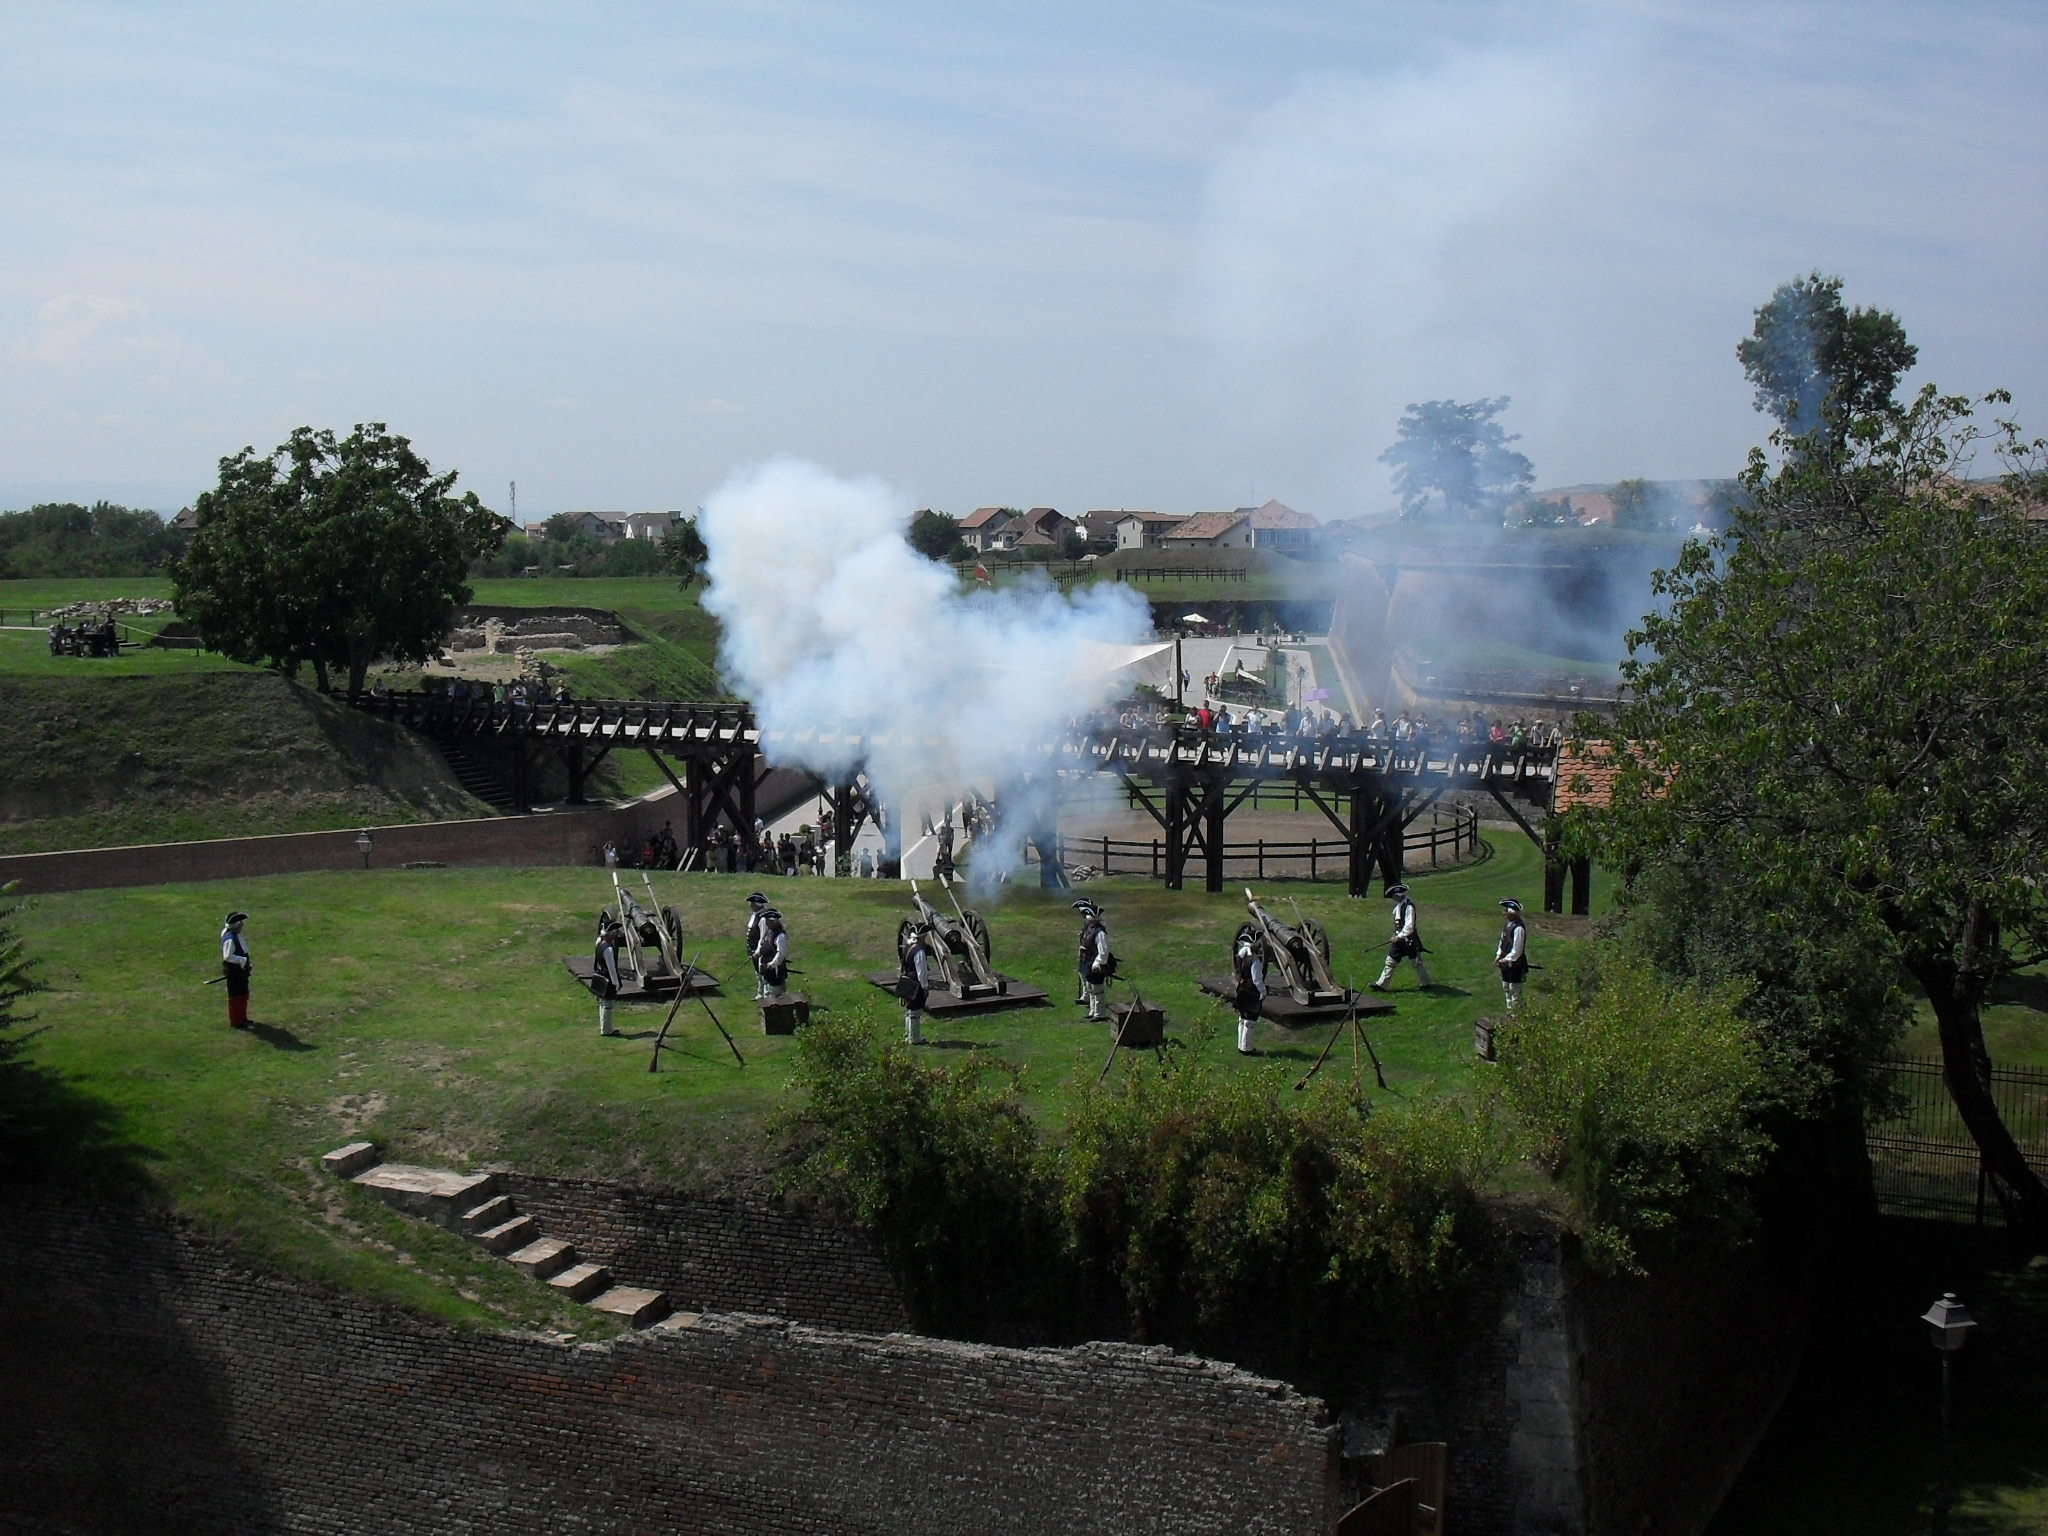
[1370,883,1433,992]
[1231,926,1267,1056]
[1495,898,1529,1014]
[897,920,934,1046]
[593,918,625,1035]
[743,891,769,999]
[755,908,791,1001]
[934,818,956,882]
[1074,900,1113,1022]
[220,910,253,1029]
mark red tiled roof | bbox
[1552,741,1651,812]
[960,507,1014,530]
[1164,511,1249,542]
[1250,499,1318,530]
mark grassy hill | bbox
[0,672,494,853]
[7,837,1576,1323]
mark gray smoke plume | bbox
[699,457,1152,882]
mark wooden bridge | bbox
[351,691,1590,911]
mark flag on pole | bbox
[974,563,991,584]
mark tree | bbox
[1737,271,1917,443]
[1586,386,2048,1243]
[664,515,708,588]
[1060,527,1088,560]
[0,881,44,1158]
[1379,398,1534,522]
[1519,494,1578,528]
[172,424,501,697]
[1608,478,1670,532]
[907,510,963,562]
[0,501,181,578]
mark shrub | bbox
[0,881,46,1158]
[1493,944,1769,1271]
[772,1013,1055,1335]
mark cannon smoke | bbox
[698,456,1152,884]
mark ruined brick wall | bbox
[0,1190,1338,1536]
[502,1175,911,1335]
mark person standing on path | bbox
[593,920,625,1036]
[220,910,253,1029]
[1495,899,1529,1014]
[1371,884,1433,992]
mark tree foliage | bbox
[907,510,963,561]
[172,424,501,696]
[1585,385,2048,1243]
[663,516,709,588]
[0,881,46,1158]
[1493,945,1769,1272]
[0,502,182,578]
[1737,271,1917,442]
[1380,397,1534,523]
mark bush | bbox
[773,1013,1055,1335]
[1493,944,1769,1271]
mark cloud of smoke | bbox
[699,457,1153,881]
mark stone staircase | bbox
[321,1143,678,1330]
[434,740,518,812]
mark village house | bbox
[1160,510,1255,550]
[1113,511,1188,550]
[958,507,1017,553]
[1247,499,1319,553]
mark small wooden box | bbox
[1473,1017,1498,1062]
[760,996,810,1035]
[1110,1002,1166,1049]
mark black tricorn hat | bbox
[746,891,768,904]
[1385,884,1410,900]
[225,910,249,924]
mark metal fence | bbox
[1056,803,1479,883]
[1867,1056,2048,1224]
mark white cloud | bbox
[20,294,149,365]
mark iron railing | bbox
[1056,804,1479,883]
[1867,1056,2048,1224]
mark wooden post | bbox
[1570,857,1592,916]
[1164,774,1188,891]
[1203,775,1227,893]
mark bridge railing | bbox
[1056,804,1479,883]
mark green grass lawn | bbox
[7,835,1574,1318]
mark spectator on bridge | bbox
[1245,710,1264,736]
[1336,711,1354,735]
[779,832,798,877]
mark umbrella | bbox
[1180,611,1210,624]
[1302,688,1332,702]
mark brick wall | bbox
[0,1190,1340,1536]
[503,1175,911,1335]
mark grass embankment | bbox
[0,673,493,853]
[9,837,1569,1320]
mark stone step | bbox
[649,1311,703,1333]
[321,1142,379,1177]
[507,1237,577,1280]
[475,1215,538,1255]
[548,1262,612,1302]
[459,1195,517,1234]
[588,1286,671,1329]
[350,1163,502,1230]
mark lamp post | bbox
[355,829,374,870]
[1921,1292,1975,1534]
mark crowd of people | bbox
[1072,700,1564,760]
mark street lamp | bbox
[355,829,374,870]
[1921,1292,1975,1534]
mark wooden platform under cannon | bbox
[1195,977,1393,1025]
[862,971,1051,1015]
[562,958,720,1002]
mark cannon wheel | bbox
[1300,917,1332,965]
[662,905,685,946]
[963,910,993,965]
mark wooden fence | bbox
[1056,804,1479,883]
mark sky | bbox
[2,0,2042,518]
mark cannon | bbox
[901,880,1003,999]
[563,872,713,1001]
[1238,886,1346,1007]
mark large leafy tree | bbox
[173,424,501,696]
[1737,271,1917,443]
[907,509,963,561]
[664,515,709,588]
[1379,397,1534,523]
[1588,386,2048,1243]
[0,501,181,578]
